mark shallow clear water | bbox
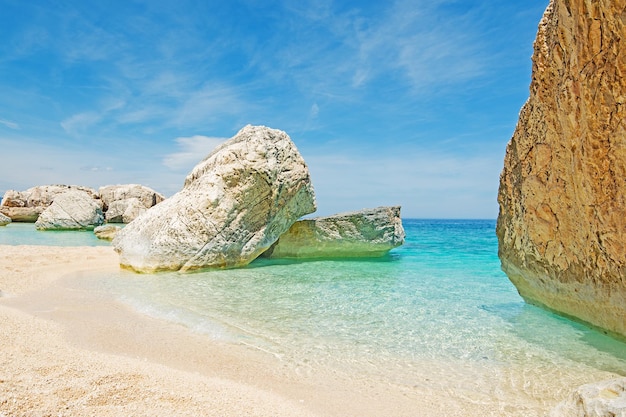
[91,219,626,388]
[0,222,110,246]
[5,219,626,398]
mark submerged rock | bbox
[263,206,405,259]
[35,190,104,230]
[94,224,122,241]
[0,185,99,222]
[99,184,165,223]
[0,212,10,226]
[550,378,626,417]
[496,0,626,338]
[113,125,316,272]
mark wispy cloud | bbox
[162,135,227,171]
[60,112,102,136]
[0,0,548,218]
[255,0,489,98]
[0,119,19,130]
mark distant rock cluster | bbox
[1,125,404,270]
[0,184,164,230]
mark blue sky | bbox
[0,0,548,218]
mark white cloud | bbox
[0,119,19,130]
[162,135,227,171]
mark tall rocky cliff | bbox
[497,0,626,339]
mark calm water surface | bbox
[3,219,625,409]
[94,220,626,379]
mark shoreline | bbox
[0,245,620,416]
[0,245,445,416]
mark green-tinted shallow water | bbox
[0,222,110,246]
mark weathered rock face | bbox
[104,198,148,223]
[0,185,99,222]
[0,212,11,226]
[99,184,165,223]
[550,378,626,417]
[35,190,104,230]
[497,0,626,338]
[113,125,316,272]
[263,206,405,259]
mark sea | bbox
[2,219,625,411]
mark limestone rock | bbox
[263,206,405,259]
[104,198,148,223]
[94,224,122,241]
[35,190,105,230]
[113,125,316,272]
[550,378,626,417]
[0,185,99,222]
[0,212,11,226]
[496,0,626,339]
[99,184,164,223]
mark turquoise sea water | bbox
[3,219,626,406]
[95,220,626,384]
[0,222,110,246]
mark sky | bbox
[0,0,549,219]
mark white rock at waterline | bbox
[262,206,405,259]
[550,378,626,417]
[35,190,104,230]
[113,125,316,272]
[0,212,11,226]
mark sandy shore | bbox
[0,245,618,416]
[0,245,444,417]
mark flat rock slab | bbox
[262,206,405,259]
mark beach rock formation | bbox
[262,206,405,259]
[104,198,149,223]
[550,378,626,417]
[113,125,316,272]
[0,212,10,226]
[99,184,165,223]
[0,185,99,222]
[35,190,104,230]
[497,0,626,338]
[94,224,122,240]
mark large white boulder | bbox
[35,190,104,230]
[550,378,626,417]
[0,185,99,222]
[113,125,316,272]
[262,206,405,259]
